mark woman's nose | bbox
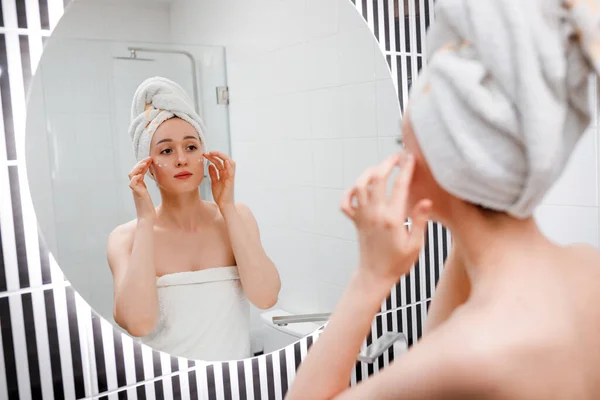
[176,152,188,167]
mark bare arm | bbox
[423,241,471,336]
[107,220,159,337]
[221,203,281,309]
[333,313,490,400]
[107,156,159,337]
[204,150,280,309]
[287,269,396,399]
[287,263,486,400]
[288,153,435,399]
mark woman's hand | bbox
[204,151,236,211]
[128,157,156,223]
[341,152,432,283]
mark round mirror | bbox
[25,0,401,361]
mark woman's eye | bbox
[161,148,172,155]
[187,145,197,151]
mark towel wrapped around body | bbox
[138,266,251,361]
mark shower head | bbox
[113,57,154,61]
[113,49,155,62]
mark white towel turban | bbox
[408,0,600,218]
[128,77,208,165]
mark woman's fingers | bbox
[406,199,432,253]
[208,163,219,182]
[207,151,234,165]
[349,152,403,209]
[369,153,402,200]
[128,157,153,180]
[354,167,376,206]
[204,152,236,184]
[204,153,225,171]
[389,153,415,216]
[140,158,152,176]
[129,174,146,194]
[223,160,233,180]
[340,187,357,219]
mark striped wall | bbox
[0,0,446,398]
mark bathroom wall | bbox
[5,0,596,398]
[226,1,399,317]
[50,0,172,43]
[169,0,405,336]
[535,77,600,249]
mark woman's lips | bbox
[174,172,192,179]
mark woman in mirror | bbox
[288,0,600,398]
[106,77,280,361]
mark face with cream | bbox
[148,117,205,194]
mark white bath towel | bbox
[138,266,251,361]
[408,0,600,218]
[128,76,209,165]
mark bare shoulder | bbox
[567,243,600,261]
[339,312,503,399]
[106,220,137,268]
[108,220,137,245]
[234,202,254,217]
[562,243,600,275]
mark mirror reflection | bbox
[107,76,281,361]
[25,0,401,361]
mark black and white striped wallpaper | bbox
[0,0,446,398]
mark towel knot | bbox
[128,77,209,172]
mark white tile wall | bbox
[309,88,343,139]
[313,139,344,189]
[536,79,600,250]
[339,82,378,138]
[542,128,598,207]
[52,1,171,43]
[376,79,402,137]
[337,0,368,32]
[304,35,342,90]
[273,93,312,141]
[535,205,599,248]
[342,138,379,187]
[306,0,340,40]
[316,281,345,313]
[337,27,377,85]
[280,186,317,232]
[169,0,401,318]
[172,0,600,333]
[314,235,357,287]
[276,140,314,187]
[314,188,356,241]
